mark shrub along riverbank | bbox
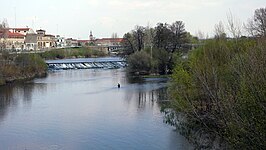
[0,53,47,86]
[0,47,107,86]
[39,47,106,60]
[166,38,266,149]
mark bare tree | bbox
[214,21,226,39]
[195,30,207,41]
[226,11,242,38]
[0,19,9,51]
[111,32,118,39]
[144,25,155,49]
[245,18,257,37]
[144,25,155,59]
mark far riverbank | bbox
[0,47,108,86]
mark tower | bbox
[89,31,93,41]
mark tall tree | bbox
[122,32,134,55]
[133,25,145,51]
[226,11,242,38]
[246,7,266,37]
[169,21,188,52]
[0,19,9,51]
[122,26,145,55]
[253,7,266,37]
[154,23,171,50]
[144,26,155,51]
[214,21,227,39]
[154,21,188,74]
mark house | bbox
[77,40,91,46]
[25,34,37,51]
[0,30,25,51]
[24,29,56,50]
[55,35,66,48]
[1,27,36,51]
[66,38,79,47]
[86,31,123,46]
[36,29,56,49]
[8,28,35,35]
[95,38,123,46]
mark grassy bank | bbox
[0,54,47,86]
[39,47,106,60]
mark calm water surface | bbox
[0,67,191,149]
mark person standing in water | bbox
[117,83,120,88]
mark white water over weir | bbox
[46,57,127,70]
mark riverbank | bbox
[0,47,109,86]
[39,47,107,60]
[0,54,47,86]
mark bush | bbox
[15,54,47,73]
[127,51,151,75]
[39,47,106,60]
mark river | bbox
[0,58,192,149]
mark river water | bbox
[0,60,192,149]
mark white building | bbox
[55,35,66,48]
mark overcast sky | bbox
[1,0,265,39]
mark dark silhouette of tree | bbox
[254,7,266,37]
[122,32,134,55]
[154,23,172,50]
[133,25,145,51]
[154,21,188,74]
[170,21,188,51]
[246,7,266,37]
[122,26,145,55]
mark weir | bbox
[45,57,126,70]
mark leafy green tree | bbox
[122,26,145,55]
[122,32,135,55]
[154,21,189,74]
[122,21,191,75]
[127,51,151,75]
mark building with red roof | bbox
[9,28,35,35]
[95,38,124,46]
[0,29,26,50]
[78,31,124,47]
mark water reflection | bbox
[0,85,16,122]
[0,83,47,123]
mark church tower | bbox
[89,31,93,41]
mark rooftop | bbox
[9,28,30,31]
